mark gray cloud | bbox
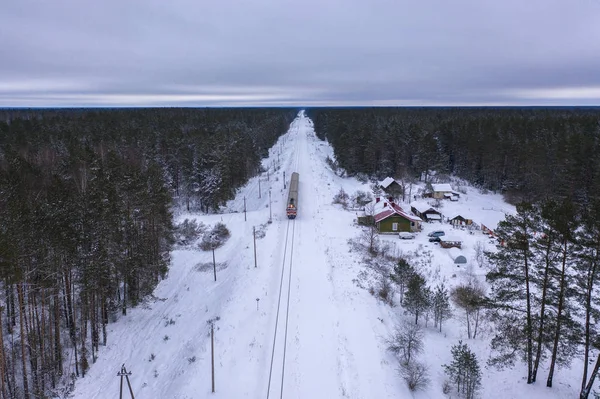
[1,0,599,106]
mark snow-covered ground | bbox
[72,111,587,398]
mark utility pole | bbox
[253,226,257,268]
[211,323,215,393]
[117,364,135,399]
[259,179,261,199]
[268,190,272,223]
[244,196,247,222]
[284,171,286,189]
[212,238,217,282]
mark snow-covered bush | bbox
[377,276,393,305]
[352,190,373,208]
[332,187,349,208]
[355,173,369,183]
[199,223,231,251]
[175,219,206,246]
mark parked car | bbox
[429,236,441,242]
[399,232,416,239]
[427,230,445,237]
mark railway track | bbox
[266,122,302,399]
[266,218,296,399]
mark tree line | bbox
[307,107,600,205]
[0,107,296,398]
[486,199,600,399]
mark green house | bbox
[374,205,422,234]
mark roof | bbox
[379,177,396,189]
[440,235,462,242]
[432,183,453,192]
[449,247,467,263]
[426,214,441,220]
[450,215,468,220]
[374,203,422,223]
[410,202,440,214]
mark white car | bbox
[398,232,416,239]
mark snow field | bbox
[73,111,585,399]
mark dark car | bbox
[429,236,441,242]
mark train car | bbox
[286,172,299,219]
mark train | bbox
[286,172,299,219]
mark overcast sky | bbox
[1,0,599,107]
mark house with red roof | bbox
[371,199,422,234]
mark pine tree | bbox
[433,282,452,332]
[404,273,430,325]
[486,202,540,382]
[390,258,415,306]
[443,341,482,399]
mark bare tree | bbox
[387,323,424,366]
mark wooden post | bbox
[284,171,286,189]
[269,190,272,223]
[244,196,246,222]
[253,227,257,268]
[212,246,217,282]
[259,179,262,199]
[211,324,215,393]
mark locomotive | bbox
[286,172,299,219]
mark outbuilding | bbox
[410,202,442,222]
[449,247,467,265]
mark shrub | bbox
[332,188,349,208]
[355,173,369,183]
[377,276,393,305]
[199,223,231,251]
[387,323,424,366]
[352,190,373,208]
[325,156,338,172]
[399,361,430,392]
[174,219,205,246]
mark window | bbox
[411,222,415,227]
[392,222,398,231]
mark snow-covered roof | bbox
[374,202,422,223]
[440,235,462,242]
[379,177,396,189]
[427,214,441,220]
[450,214,468,220]
[449,247,467,263]
[432,183,453,192]
[410,202,441,214]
